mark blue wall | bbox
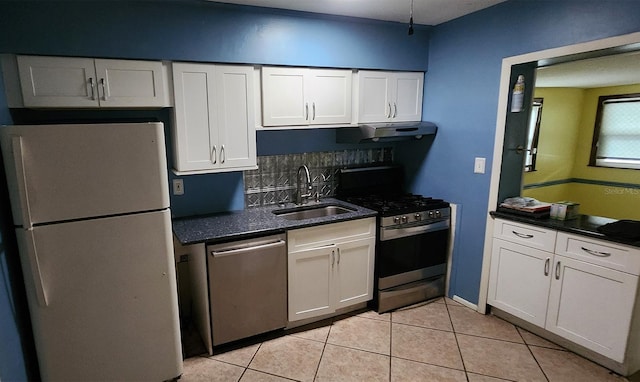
[0,1,431,379]
[407,0,640,305]
[2,0,640,379]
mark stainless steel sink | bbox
[273,204,355,220]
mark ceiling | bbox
[535,51,640,88]
[208,0,639,88]
[210,0,506,26]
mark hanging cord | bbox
[408,0,414,35]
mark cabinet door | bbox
[17,55,99,108]
[308,69,352,125]
[487,238,552,328]
[392,72,423,122]
[357,71,392,123]
[546,256,638,362]
[94,59,167,108]
[288,245,335,322]
[215,65,257,170]
[335,237,375,309]
[262,67,308,126]
[171,63,218,172]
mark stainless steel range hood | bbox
[336,121,437,143]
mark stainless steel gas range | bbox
[336,165,451,313]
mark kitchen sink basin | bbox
[273,204,355,220]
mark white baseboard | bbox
[452,295,479,311]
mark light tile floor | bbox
[181,298,631,382]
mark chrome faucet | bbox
[296,165,313,205]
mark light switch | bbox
[474,157,486,174]
[173,179,184,195]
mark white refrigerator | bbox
[0,122,182,381]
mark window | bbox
[524,98,543,172]
[590,94,640,169]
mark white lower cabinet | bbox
[288,244,334,320]
[488,238,552,327]
[287,218,376,322]
[488,218,640,367]
[546,254,637,362]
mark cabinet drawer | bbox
[493,219,556,252]
[555,232,640,275]
[288,217,376,251]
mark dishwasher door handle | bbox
[211,240,286,258]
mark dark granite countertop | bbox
[172,198,377,245]
[491,210,640,248]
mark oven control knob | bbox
[414,213,422,221]
[401,216,408,224]
[435,210,442,218]
[428,211,435,218]
[393,216,400,224]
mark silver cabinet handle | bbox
[544,257,550,276]
[337,247,340,265]
[555,261,561,280]
[99,78,108,101]
[211,145,217,164]
[220,145,226,164]
[88,77,96,100]
[305,103,309,120]
[512,231,534,239]
[331,250,335,268]
[393,102,397,118]
[581,247,612,257]
[387,103,392,118]
[312,102,316,120]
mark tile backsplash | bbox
[243,148,394,208]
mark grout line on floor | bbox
[517,325,551,382]
[312,320,332,381]
[444,300,469,378]
[388,311,393,382]
[244,367,300,382]
[389,320,454,333]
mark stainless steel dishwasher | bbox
[207,233,287,346]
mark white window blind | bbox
[595,98,640,169]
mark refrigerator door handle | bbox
[12,136,34,228]
[25,229,49,307]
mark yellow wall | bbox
[523,88,583,184]
[522,85,640,220]
[522,183,573,203]
[568,183,640,220]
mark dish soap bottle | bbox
[510,75,525,112]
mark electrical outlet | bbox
[474,157,486,174]
[173,179,184,195]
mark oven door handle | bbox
[380,219,449,241]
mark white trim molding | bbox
[478,31,640,315]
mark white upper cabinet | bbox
[171,62,256,174]
[261,67,352,127]
[357,71,423,123]
[16,55,168,108]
